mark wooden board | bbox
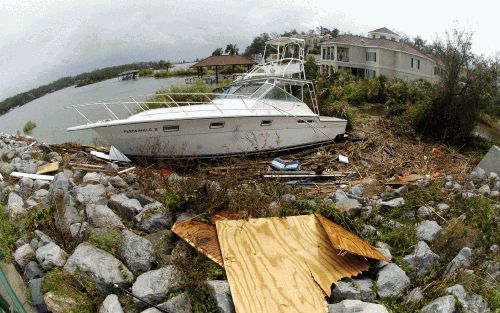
[171,217,224,267]
[216,215,369,313]
[10,172,54,181]
[316,214,388,261]
[36,162,59,174]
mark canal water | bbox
[0,76,186,145]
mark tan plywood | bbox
[36,162,59,174]
[216,215,369,313]
[316,214,388,261]
[171,217,224,267]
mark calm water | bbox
[0,76,186,145]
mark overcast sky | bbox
[0,0,498,100]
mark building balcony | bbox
[337,55,349,62]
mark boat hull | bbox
[92,115,346,158]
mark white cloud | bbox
[0,0,498,100]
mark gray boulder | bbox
[109,193,143,220]
[380,197,405,208]
[349,184,364,198]
[421,295,456,313]
[335,198,362,217]
[18,177,34,198]
[35,242,68,269]
[69,222,89,238]
[7,192,25,217]
[469,167,486,183]
[405,287,424,303]
[328,300,389,313]
[51,172,72,192]
[64,242,134,289]
[376,263,410,298]
[464,294,492,313]
[417,206,433,218]
[99,294,124,313]
[416,220,442,242]
[119,230,155,275]
[34,230,54,246]
[444,247,472,278]
[131,266,182,306]
[134,203,173,233]
[83,172,109,185]
[437,203,450,213]
[109,176,128,188]
[75,184,106,204]
[14,244,36,268]
[403,241,439,277]
[86,204,125,229]
[157,292,192,313]
[331,277,375,302]
[206,280,235,313]
[280,194,296,202]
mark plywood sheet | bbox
[216,215,369,313]
[171,217,223,267]
[36,162,59,175]
[316,214,387,261]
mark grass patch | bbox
[22,120,37,134]
[42,268,97,313]
[87,228,122,256]
[0,206,22,262]
[172,245,224,313]
[0,204,54,262]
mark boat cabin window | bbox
[263,86,300,102]
[261,120,272,126]
[210,122,225,129]
[163,125,179,132]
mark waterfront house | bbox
[319,27,441,82]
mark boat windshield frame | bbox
[216,81,301,103]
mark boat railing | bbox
[65,92,265,124]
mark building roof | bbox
[323,35,436,61]
[369,27,400,36]
[191,55,255,68]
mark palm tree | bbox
[225,44,239,55]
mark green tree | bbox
[212,48,223,56]
[243,33,270,57]
[415,28,499,143]
[304,56,318,81]
[224,44,239,55]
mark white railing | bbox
[65,93,258,124]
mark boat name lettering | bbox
[123,128,156,133]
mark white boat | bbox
[66,37,347,158]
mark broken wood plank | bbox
[71,166,116,174]
[316,214,387,261]
[10,172,54,181]
[90,151,110,161]
[36,162,59,175]
[216,215,369,313]
[385,174,425,186]
[117,167,136,174]
[172,217,224,267]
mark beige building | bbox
[319,27,441,82]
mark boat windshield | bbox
[217,82,300,102]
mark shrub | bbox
[320,101,355,130]
[145,81,213,110]
[386,79,408,104]
[365,76,387,103]
[22,120,36,134]
[407,79,433,104]
[343,80,366,105]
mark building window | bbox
[411,58,421,70]
[366,52,376,62]
[391,37,396,41]
[380,35,386,39]
[366,69,376,78]
[322,48,326,60]
[372,34,376,39]
[434,66,442,76]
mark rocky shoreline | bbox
[0,133,498,313]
